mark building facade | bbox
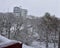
[13,6,27,18]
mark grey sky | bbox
[0,0,59,17]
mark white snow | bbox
[22,44,34,48]
[0,35,11,42]
[0,35,34,48]
[0,35,12,45]
[31,40,58,48]
[0,35,58,48]
[31,41,45,48]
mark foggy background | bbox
[0,0,59,17]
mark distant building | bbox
[13,6,28,18]
[21,9,27,18]
[13,7,21,16]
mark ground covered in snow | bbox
[0,35,58,48]
[23,41,58,48]
[23,44,34,48]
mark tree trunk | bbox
[58,31,60,48]
[8,29,10,39]
[54,30,56,48]
[46,26,49,48]
[46,31,48,48]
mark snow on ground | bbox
[31,40,58,48]
[22,44,34,48]
[0,35,58,48]
[48,43,58,48]
[31,40,45,48]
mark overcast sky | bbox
[0,0,59,17]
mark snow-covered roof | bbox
[0,35,34,48]
[0,35,11,43]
